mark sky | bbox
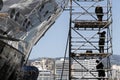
[29,0,120,59]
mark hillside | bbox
[111,55,120,65]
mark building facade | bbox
[30,58,117,80]
[55,58,69,80]
[112,65,120,80]
[31,58,55,80]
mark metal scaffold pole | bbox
[69,0,72,80]
[68,0,113,80]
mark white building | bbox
[31,60,43,70]
[31,58,55,80]
[30,58,111,80]
[37,70,54,80]
[55,58,69,80]
[111,65,120,80]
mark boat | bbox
[0,0,68,80]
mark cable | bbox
[60,30,69,80]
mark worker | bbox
[95,5,104,21]
[96,60,105,80]
[0,0,3,10]
[97,31,106,53]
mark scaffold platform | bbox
[71,77,108,79]
[71,69,111,72]
[81,77,108,79]
[71,53,111,59]
[73,20,110,28]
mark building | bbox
[30,57,112,80]
[31,58,55,80]
[37,70,54,80]
[55,58,69,80]
[111,65,120,80]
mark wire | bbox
[60,30,69,80]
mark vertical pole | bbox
[107,0,109,78]
[69,0,72,80]
[107,0,112,78]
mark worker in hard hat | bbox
[95,5,104,21]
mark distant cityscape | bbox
[28,55,120,80]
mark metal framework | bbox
[69,0,112,80]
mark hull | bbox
[0,0,68,80]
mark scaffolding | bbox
[69,0,112,80]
